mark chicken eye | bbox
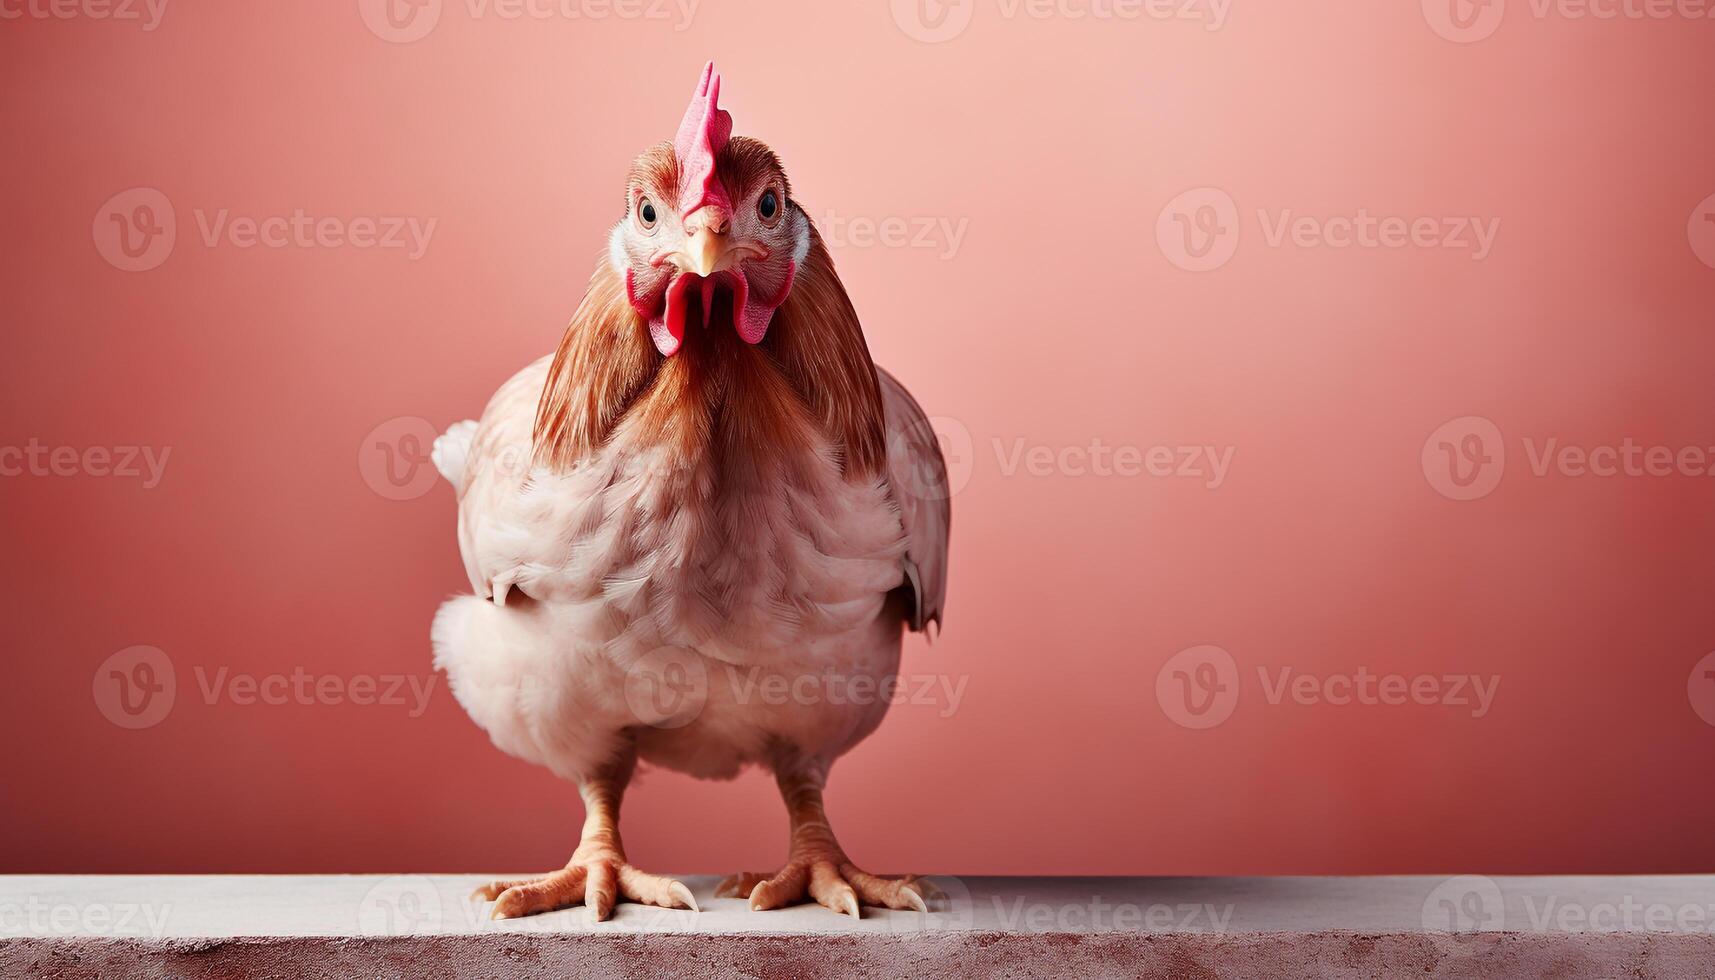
[637,198,659,231]
[758,190,779,223]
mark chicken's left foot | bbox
[717,861,929,918]
[473,851,697,921]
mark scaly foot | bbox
[716,854,932,918]
[473,847,697,921]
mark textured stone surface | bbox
[4,875,1713,978]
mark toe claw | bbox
[901,886,928,914]
[839,892,861,919]
[669,880,700,913]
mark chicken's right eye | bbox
[638,198,658,230]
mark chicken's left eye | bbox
[758,190,779,222]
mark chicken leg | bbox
[472,755,696,921]
[717,765,930,918]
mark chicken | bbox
[429,62,950,922]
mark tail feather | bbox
[431,595,556,765]
[432,420,479,488]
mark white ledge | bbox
[4,875,1713,978]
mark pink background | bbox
[3,0,1714,876]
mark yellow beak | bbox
[687,226,726,278]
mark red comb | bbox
[673,61,733,220]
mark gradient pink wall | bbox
[3,0,1714,876]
